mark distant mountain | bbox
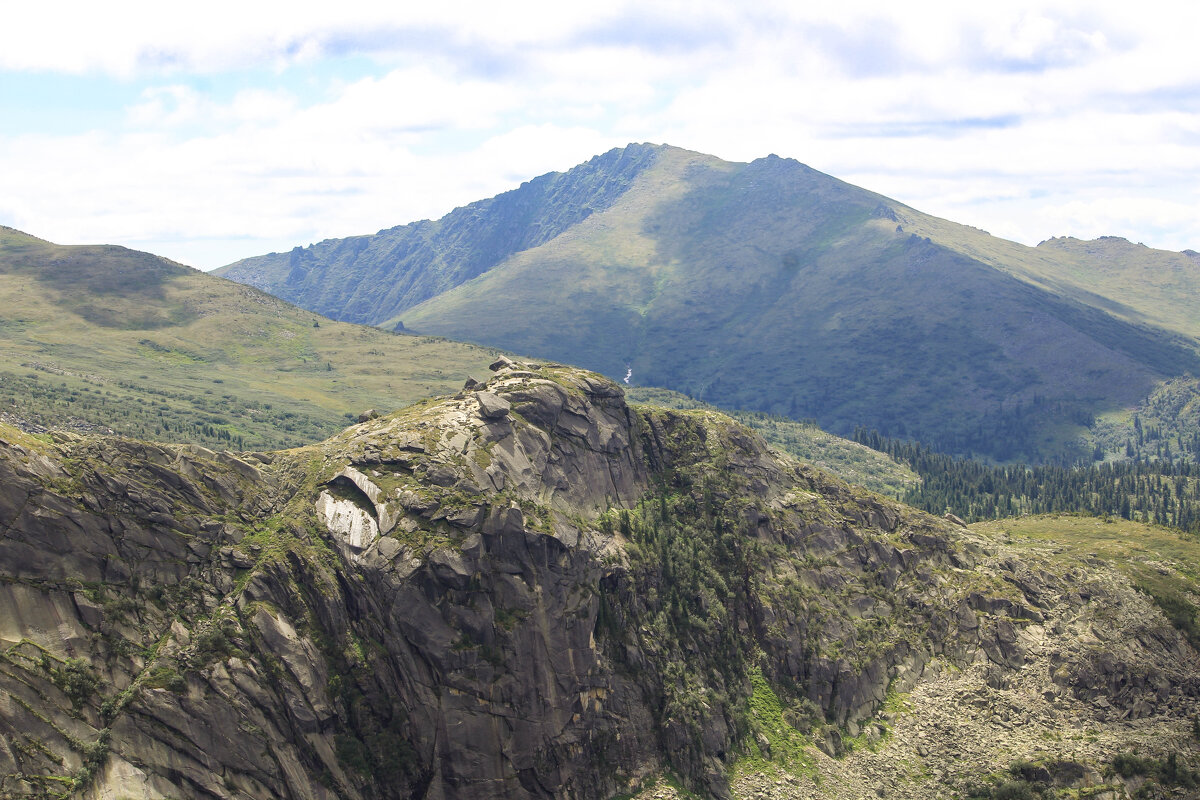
[214,144,661,324]
[0,225,913,493]
[217,145,1200,463]
[1031,235,1200,338]
[0,226,498,449]
[892,215,1200,340]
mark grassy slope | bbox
[0,227,498,449]
[973,514,1200,647]
[899,212,1200,340]
[400,149,1198,463]
[215,144,664,325]
[627,386,918,497]
[390,146,733,372]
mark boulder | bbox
[475,390,511,420]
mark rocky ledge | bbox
[0,363,1196,800]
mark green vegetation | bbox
[603,480,754,777]
[44,656,100,709]
[0,226,497,449]
[223,144,1200,464]
[1091,378,1200,466]
[592,405,935,794]
[972,515,1200,647]
[188,616,240,668]
[1108,750,1199,794]
[855,430,1200,532]
[963,758,1112,800]
[734,669,817,778]
[629,386,917,496]
[594,410,785,791]
[332,723,417,784]
[1130,579,1200,649]
[141,664,188,693]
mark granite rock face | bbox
[0,365,1196,800]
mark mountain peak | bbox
[216,145,1200,463]
[216,142,666,323]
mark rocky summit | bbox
[0,364,1196,799]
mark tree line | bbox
[852,428,1200,533]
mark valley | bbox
[219,145,1200,465]
[1,143,1198,800]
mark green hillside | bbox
[1032,237,1200,338]
[898,214,1200,340]
[216,144,1200,464]
[396,148,1199,463]
[0,227,498,449]
[215,144,663,324]
[627,386,918,497]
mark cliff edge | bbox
[0,364,1196,799]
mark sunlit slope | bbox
[400,150,1199,462]
[898,210,1200,339]
[626,386,919,497]
[0,227,498,448]
[215,144,664,324]
[973,513,1200,648]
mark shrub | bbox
[991,779,1037,800]
[51,657,100,709]
[143,664,187,693]
[335,734,371,776]
[1112,752,1157,779]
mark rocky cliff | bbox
[1,364,1196,799]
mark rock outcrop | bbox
[0,365,1196,800]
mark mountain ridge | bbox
[216,144,1200,463]
[1,364,1196,799]
[215,143,668,324]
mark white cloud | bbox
[126,86,205,127]
[2,1,1199,266]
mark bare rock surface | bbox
[0,365,1196,800]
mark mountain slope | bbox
[1,364,1196,800]
[215,143,664,324]
[397,148,1200,462]
[0,226,922,494]
[218,145,1200,463]
[0,226,498,449]
[626,386,919,497]
[896,214,1200,340]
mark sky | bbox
[2,1,1199,270]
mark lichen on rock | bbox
[0,366,1197,800]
